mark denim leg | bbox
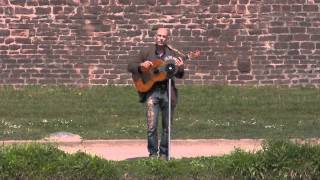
[159,92,175,156]
[146,93,160,156]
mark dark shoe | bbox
[159,154,168,160]
[149,154,158,159]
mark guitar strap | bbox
[155,44,173,60]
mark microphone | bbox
[164,56,177,78]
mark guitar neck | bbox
[166,44,200,61]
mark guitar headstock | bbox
[187,50,201,59]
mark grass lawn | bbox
[0,85,319,140]
[1,140,320,179]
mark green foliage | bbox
[0,85,320,140]
[2,141,320,179]
[219,140,320,179]
[0,143,120,179]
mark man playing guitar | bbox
[127,27,185,160]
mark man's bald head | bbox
[155,28,169,46]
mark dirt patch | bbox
[1,139,263,161]
[3,132,320,161]
[58,139,263,161]
[1,132,264,161]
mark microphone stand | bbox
[165,62,176,161]
[168,77,172,160]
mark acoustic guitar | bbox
[132,48,200,93]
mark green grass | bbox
[1,140,320,179]
[0,85,320,140]
[0,143,120,179]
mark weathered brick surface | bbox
[0,0,320,87]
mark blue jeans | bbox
[145,88,175,156]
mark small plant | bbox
[2,140,320,179]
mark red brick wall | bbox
[1,0,320,87]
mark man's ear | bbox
[166,37,170,43]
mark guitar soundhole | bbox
[153,69,159,74]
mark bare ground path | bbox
[1,138,263,161]
[57,139,264,161]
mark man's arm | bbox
[175,57,184,79]
[127,50,145,75]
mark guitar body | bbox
[131,49,200,93]
[132,59,168,93]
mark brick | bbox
[235,5,246,14]
[199,0,212,5]
[214,0,230,4]
[248,29,262,35]
[239,0,249,3]
[15,38,32,44]
[274,0,288,4]
[15,7,33,14]
[278,35,293,41]
[288,0,306,4]
[260,5,271,13]
[289,42,300,49]
[35,7,51,14]
[0,30,9,36]
[50,0,67,5]
[0,1,319,87]
[219,5,235,13]
[288,50,300,55]
[293,34,310,41]
[9,44,20,50]
[258,35,276,41]
[274,43,288,49]
[4,38,14,44]
[271,5,281,11]
[53,6,63,14]
[269,27,289,34]
[65,0,79,5]
[282,5,291,11]
[247,5,259,13]
[267,75,285,79]
[0,45,8,50]
[132,0,156,5]
[10,0,26,6]
[290,27,306,33]
[158,0,169,5]
[180,29,191,36]
[307,28,320,34]
[38,0,50,5]
[301,42,315,49]
[26,0,38,5]
[11,30,29,37]
[169,0,180,5]
[303,5,318,11]
[238,75,253,80]
[238,58,251,73]
[118,0,130,4]
[39,79,57,84]
[0,0,9,5]
[311,35,320,41]
[162,6,181,15]
[85,6,102,14]
[6,78,24,84]
[291,5,302,12]
[299,21,311,27]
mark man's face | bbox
[155,28,168,46]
